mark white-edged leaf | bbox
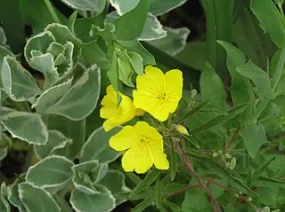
[148,27,190,55]
[8,174,26,212]
[0,46,12,89]
[0,27,7,45]
[26,155,73,188]
[60,0,106,13]
[1,112,48,145]
[80,127,121,163]
[70,186,116,212]
[0,182,10,212]
[149,0,187,16]
[44,65,101,120]
[32,78,72,112]
[34,130,73,159]
[1,56,41,101]
[19,183,60,212]
[109,0,139,15]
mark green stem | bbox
[43,0,60,23]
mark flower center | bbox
[140,135,150,143]
[157,93,167,101]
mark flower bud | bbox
[174,124,189,136]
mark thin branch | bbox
[225,125,240,152]
[166,185,200,198]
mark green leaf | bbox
[19,183,60,212]
[70,186,116,212]
[131,196,153,212]
[162,200,181,212]
[32,79,72,113]
[34,130,72,159]
[0,183,10,212]
[0,27,6,46]
[149,0,186,15]
[182,186,211,211]
[236,60,275,100]
[218,41,255,123]
[250,0,285,47]
[0,46,12,89]
[113,0,148,40]
[80,127,121,163]
[43,65,101,120]
[72,160,108,195]
[251,157,276,184]
[240,124,268,158]
[155,178,162,209]
[26,155,73,188]
[128,51,144,75]
[200,62,227,110]
[60,0,106,13]
[1,56,41,101]
[148,27,190,55]
[2,112,48,145]
[258,187,279,206]
[176,41,207,70]
[48,115,85,159]
[8,174,26,212]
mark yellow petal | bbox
[134,121,162,140]
[165,69,183,102]
[152,152,169,170]
[122,145,152,174]
[136,65,165,96]
[109,126,139,151]
[100,106,119,119]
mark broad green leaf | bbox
[258,187,279,206]
[200,62,227,110]
[20,0,66,33]
[44,65,101,120]
[113,0,148,40]
[48,115,85,159]
[117,56,134,87]
[60,0,106,13]
[80,127,121,163]
[128,51,144,75]
[182,187,210,211]
[117,40,156,65]
[149,0,187,16]
[26,155,73,188]
[0,134,11,160]
[70,186,116,212]
[250,0,285,47]
[237,60,274,100]
[32,78,72,113]
[240,124,268,158]
[2,112,48,145]
[271,49,285,96]
[1,56,41,101]
[0,183,10,212]
[19,183,60,212]
[34,130,72,159]
[218,41,254,123]
[176,41,206,70]
[8,174,26,212]
[148,27,190,55]
[0,46,12,89]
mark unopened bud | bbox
[261,206,270,212]
[191,89,197,98]
[229,157,236,170]
[212,152,218,158]
[174,125,189,136]
[225,153,232,159]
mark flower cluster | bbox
[100,65,183,174]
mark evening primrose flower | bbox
[100,85,136,131]
[133,65,183,122]
[109,121,169,174]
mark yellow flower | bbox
[109,121,169,174]
[100,85,136,131]
[133,65,183,122]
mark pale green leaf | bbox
[19,183,60,212]
[0,27,7,45]
[2,112,48,145]
[148,27,190,55]
[26,155,73,188]
[0,46,12,89]
[8,174,26,212]
[70,186,116,212]
[45,65,101,120]
[0,183,10,212]
[240,124,268,158]
[60,0,106,13]
[149,0,187,16]
[1,56,41,101]
[34,130,73,159]
[80,127,121,163]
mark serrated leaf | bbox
[2,112,48,145]
[34,130,72,159]
[26,155,73,188]
[240,124,268,158]
[236,60,274,100]
[19,183,60,212]
[250,0,285,47]
[200,62,227,110]
[1,56,41,101]
[72,160,102,195]
[60,0,106,13]
[32,78,72,113]
[80,126,121,163]
[70,186,116,212]
[148,27,190,55]
[44,65,101,120]
[113,0,148,40]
